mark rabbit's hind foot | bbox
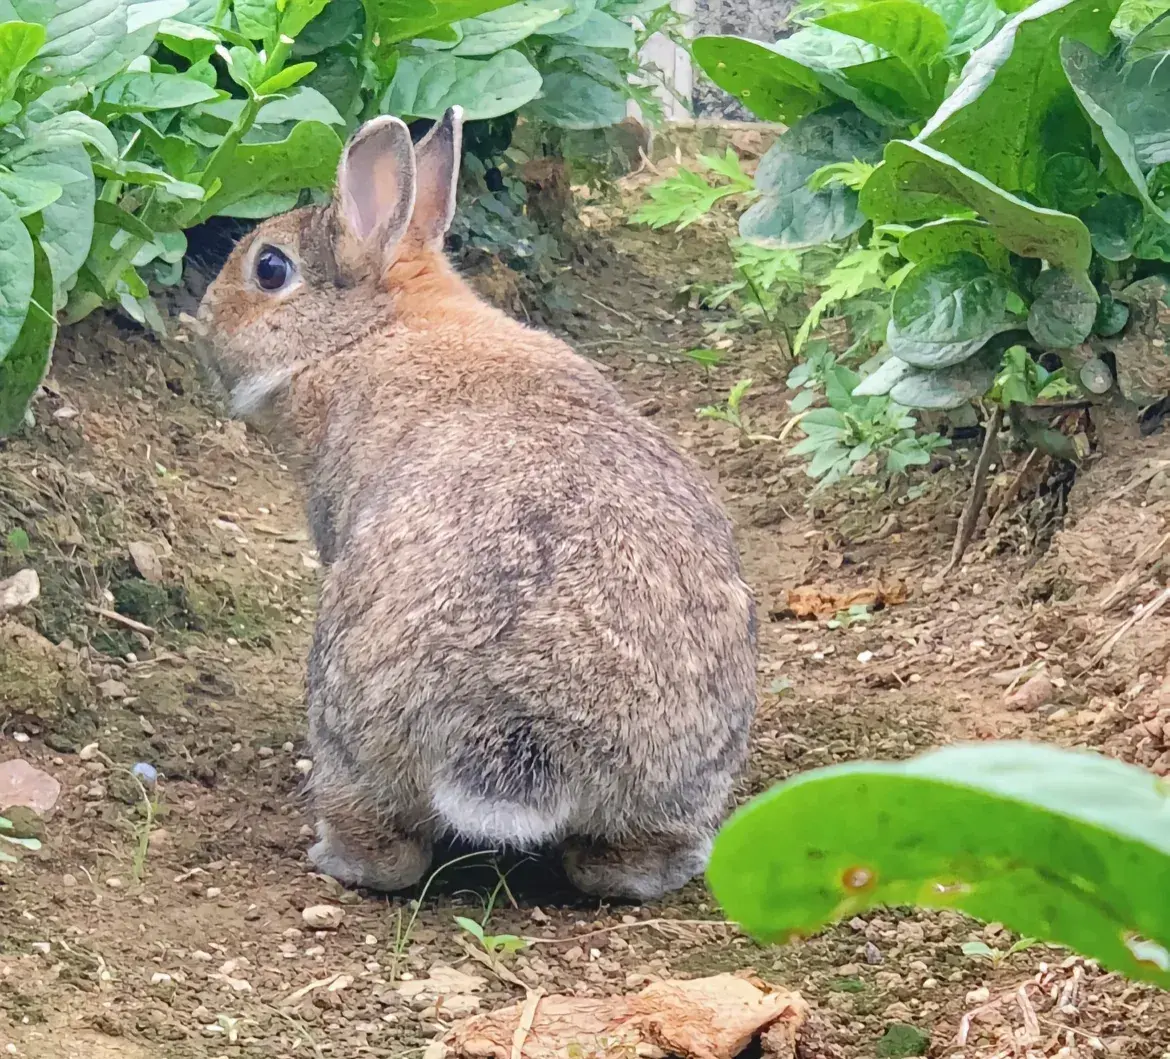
[308,818,432,893]
[562,833,713,901]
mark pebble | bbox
[79,743,101,761]
[302,904,343,930]
[364,934,378,946]
[295,759,313,775]
[132,762,158,788]
[106,877,125,889]
[966,986,990,1004]
[30,942,50,956]
[865,942,883,964]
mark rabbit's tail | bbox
[431,780,572,848]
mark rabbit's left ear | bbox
[409,106,463,248]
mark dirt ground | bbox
[3,153,1170,1059]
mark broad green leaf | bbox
[1114,0,1170,44]
[13,0,128,81]
[918,0,1118,195]
[1082,194,1143,261]
[739,107,885,250]
[12,144,95,295]
[364,0,517,52]
[870,140,1092,271]
[100,71,222,112]
[280,0,330,37]
[892,251,1011,343]
[547,8,633,49]
[384,49,541,121]
[92,158,204,198]
[897,217,1010,270]
[1095,293,1130,335]
[539,0,596,35]
[690,35,832,124]
[7,112,119,164]
[921,0,1002,55]
[199,119,341,219]
[1037,152,1098,213]
[816,53,948,126]
[294,0,362,54]
[0,191,34,363]
[886,321,999,368]
[1027,267,1098,347]
[525,69,625,128]
[817,1,948,71]
[93,199,155,240]
[234,0,279,41]
[257,61,317,94]
[853,354,913,396]
[1061,40,1170,222]
[0,236,53,435]
[82,0,188,83]
[0,21,44,99]
[0,173,61,216]
[454,0,566,54]
[707,741,1170,989]
[156,17,218,61]
[214,189,300,217]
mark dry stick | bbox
[521,917,735,946]
[942,406,1004,577]
[1081,583,1170,673]
[579,292,640,327]
[83,604,156,637]
[1097,530,1170,612]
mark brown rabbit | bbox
[193,107,757,900]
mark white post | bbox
[629,0,695,123]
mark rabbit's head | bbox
[193,106,463,416]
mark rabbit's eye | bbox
[254,246,294,291]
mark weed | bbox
[698,379,776,442]
[961,937,1040,966]
[0,814,41,864]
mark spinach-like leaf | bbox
[1027,267,1099,347]
[384,49,542,120]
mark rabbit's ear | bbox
[409,105,463,248]
[337,116,417,253]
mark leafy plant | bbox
[707,741,1170,989]
[0,813,40,864]
[699,377,777,441]
[455,915,529,957]
[961,935,1040,965]
[685,0,1170,421]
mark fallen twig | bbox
[580,292,640,327]
[83,604,156,637]
[941,406,1004,578]
[1082,583,1170,673]
[510,989,544,1059]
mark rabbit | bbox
[191,106,758,901]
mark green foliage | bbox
[0,0,672,434]
[685,0,1170,422]
[632,148,756,231]
[0,812,40,864]
[707,741,1170,989]
[454,915,529,957]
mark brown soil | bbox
[2,161,1169,1059]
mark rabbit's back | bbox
[305,344,756,846]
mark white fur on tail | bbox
[431,782,572,848]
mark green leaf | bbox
[707,741,1170,989]
[1037,153,1099,213]
[921,0,1002,55]
[1095,293,1130,335]
[886,322,998,368]
[525,69,625,129]
[889,352,998,407]
[0,193,34,365]
[7,112,119,163]
[280,0,331,37]
[100,71,223,112]
[1115,0,1170,44]
[293,0,362,54]
[0,240,51,435]
[817,1,948,71]
[1061,40,1170,222]
[691,35,832,125]
[1082,194,1144,261]
[93,199,156,241]
[364,0,517,53]
[918,0,1118,195]
[453,0,566,54]
[0,21,45,99]
[212,189,299,217]
[92,158,204,198]
[256,61,317,95]
[897,218,1010,270]
[1027,267,1098,347]
[877,1024,930,1058]
[547,7,633,49]
[384,49,542,121]
[199,119,341,219]
[234,0,279,41]
[739,108,884,250]
[892,251,1010,344]
[12,144,95,296]
[853,355,913,396]
[538,0,597,35]
[868,140,1092,271]
[12,0,129,81]
[0,174,61,217]
[156,18,219,62]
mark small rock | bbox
[0,569,39,613]
[1005,673,1053,712]
[106,877,125,889]
[131,762,158,788]
[79,743,101,761]
[865,942,883,965]
[96,679,128,700]
[295,758,313,775]
[966,986,990,1004]
[30,942,50,956]
[302,904,344,930]
[0,758,61,815]
[129,542,164,583]
[835,962,861,976]
[151,972,173,985]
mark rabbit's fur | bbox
[193,108,758,900]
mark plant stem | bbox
[942,404,1004,577]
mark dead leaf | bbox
[780,580,908,621]
[399,964,487,1001]
[425,973,808,1059]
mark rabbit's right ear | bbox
[336,116,417,259]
